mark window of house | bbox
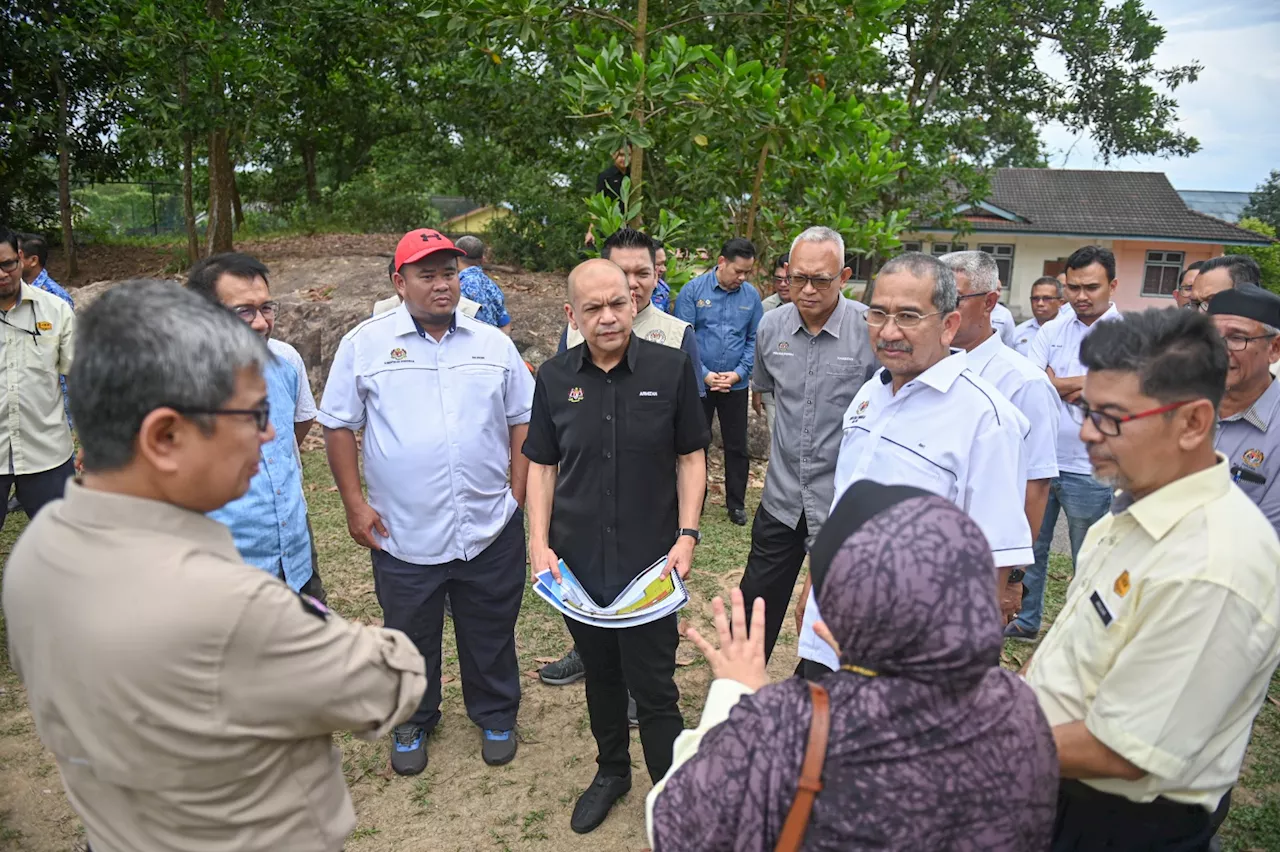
[977,244,1015,295]
[930,242,967,256]
[845,254,872,281]
[1141,251,1185,298]
[899,241,922,253]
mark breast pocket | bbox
[28,335,61,376]
[624,399,674,453]
[879,436,958,502]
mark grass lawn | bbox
[0,448,1276,850]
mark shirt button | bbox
[606,489,613,496]
[810,339,817,345]
[605,526,613,533]
[808,371,813,375]
[605,414,612,421]
[606,378,612,384]
[806,400,812,405]
[802,457,808,462]
[605,451,612,459]
[281,522,287,527]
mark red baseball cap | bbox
[394,228,465,272]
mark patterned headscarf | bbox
[651,481,1058,851]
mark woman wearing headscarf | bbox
[646,481,1059,851]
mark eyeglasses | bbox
[1223,333,1277,352]
[956,292,989,303]
[173,404,271,432]
[787,274,840,291]
[1068,398,1194,437]
[0,258,20,272]
[772,275,788,285]
[233,302,277,322]
[865,308,944,329]
[1184,299,1210,313]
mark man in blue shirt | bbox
[19,234,73,428]
[456,235,513,334]
[186,253,325,602]
[652,242,672,313]
[675,237,762,525]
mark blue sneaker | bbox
[391,724,427,776]
[482,728,517,766]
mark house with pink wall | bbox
[898,169,1272,318]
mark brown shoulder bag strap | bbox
[774,682,830,852]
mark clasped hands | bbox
[704,371,740,393]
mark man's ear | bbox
[135,408,190,475]
[392,271,407,300]
[983,291,1000,314]
[1179,399,1217,451]
[564,302,579,331]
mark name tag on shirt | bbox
[1089,590,1113,627]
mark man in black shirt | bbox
[524,258,708,835]
[584,148,629,246]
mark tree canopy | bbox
[1,0,1202,270]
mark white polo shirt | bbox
[991,302,1016,348]
[797,350,1032,669]
[1011,317,1042,359]
[1027,303,1121,475]
[966,331,1059,481]
[317,305,534,565]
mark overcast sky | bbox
[1036,0,1280,192]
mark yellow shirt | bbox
[1026,456,1280,810]
[0,282,75,473]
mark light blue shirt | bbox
[459,265,512,328]
[674,269,762,391]
[208,349,312,590]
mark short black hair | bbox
[1080,307,1228,410]
[601,227,656,265]
[387,258,396,281]
[0,228,18,256]
[773,253,789,271]
[1030,276,1063,297]
[186,252,271,304]
[720,237,756,264]
[1065,245,1116,282]
[1179,260,1205,285]
[1199,254,1261,287]
[19,233,48,268]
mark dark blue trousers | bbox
[370,509,524,732]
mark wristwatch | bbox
[678,528,702,545]
[1007,568,1026,584]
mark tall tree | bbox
[1244,171,1280,233]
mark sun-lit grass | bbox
[0,454,1277,850]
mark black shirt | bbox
[596,164,626,212]
[522,335,709,605]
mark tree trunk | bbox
[744,0,794,242]
[627,0,648,227]
[301,138,319,204]
[54,67,77,279]
[230,157,244,229]
[206,130,235,254]
[179,59,199,262]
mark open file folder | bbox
[534,556,689,629]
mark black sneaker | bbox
[539,648,585,686]
[728,508,747,526]
[481,729,517,766]
[571,772,632,834]
[390,724,428,776]
[627,694,638,727]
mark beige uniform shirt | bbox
[1,282,75,473]
[3,483,426,851]
[1026,457,1280,810]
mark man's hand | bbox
[751,391,762,415]
[1046,366,1084,401]
[723,371,741,387]
[662,536,694,580]
[530,542,562,584]
[345,500,388,551]
[1000,580,1024,624]
[686,590,769,691]
[704,372,719,389]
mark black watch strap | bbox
[678,528,701,544]
[1007,568,1026,584]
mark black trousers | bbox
[739,506,809,661]
[1052,779,1214,852]
[300,516,327,603]
[701,388,749,511]
[0,457,74,528]
[370,509,525,732]
[564,612,683,783]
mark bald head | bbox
[567,258,628,308]
[566,258,634,358]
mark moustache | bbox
[876,341,913,353]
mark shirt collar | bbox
[1222,379,1280,431]
[892,349,968,393]
[394,301,460,338]
[1070,302,1121,330]
[787,296,848,338]
[574,333,639,373]
[1112,455,1232,541]
[964,329,1005,374]
[61,481,240,554]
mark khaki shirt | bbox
[3,483,426,851]
[1026,457,1280,810]
[1,282,75,473]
